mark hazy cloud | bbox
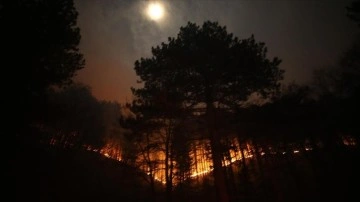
[74,0,358,103]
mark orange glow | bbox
[99,143,122,161]
[44,129,258,185]
[190,169,213,177]
[342,136,357,146]
[47,134,255,184]
[96,138,254,184]
[46,129,359,186]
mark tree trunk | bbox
[237,137,247,170]
[144,133,157,202]
[165,122,173,202]
[207,103,229,202]
[150,171,156,202]
[252,138,264,175]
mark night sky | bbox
[74,0,359,103]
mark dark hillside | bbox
[14,140,155,202]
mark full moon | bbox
[147,2,164,21]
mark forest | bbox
[8,0,360,202]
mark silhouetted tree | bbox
[101,101,127,161]
[45,84,105,149]
[312,67,341,99]
[126,89,187,202]
[1,0,84,131]
[314,0,360,99]
[339,40,360,98]
[132,21,283,202]
[119,104,166,202]
[311,1,360,147]
[172,125,192,184]
[347,0,360,27]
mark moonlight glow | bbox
[147,2,164,21]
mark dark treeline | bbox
[7,1,143,201]
[120,1,360,201]
[9,0,360,202]
[2,0,123,150]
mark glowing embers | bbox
[95,138,255,184]
[342,135,357,146]
[222,142,253,167]
[132,139,254,184]
[99,143,122,161]
[190,169,213,178]
[189,140,213,178]
[49,132,77,148]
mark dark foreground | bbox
[226,147,360,202]
[13,139,154,202]
[14,138,359,202]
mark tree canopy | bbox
[1,0,85,128]
[131,21,284,202]
[45,84,105,149]
[133,21,283,111]
[347,0,360,27]
[2,0,84,94]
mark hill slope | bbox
[14,141,154,202]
